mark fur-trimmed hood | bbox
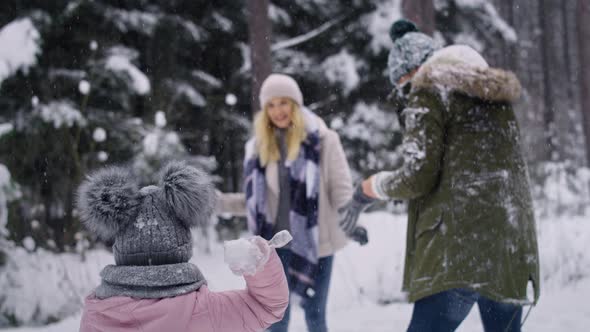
[412,45,522,103]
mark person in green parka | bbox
[338,20,540,332]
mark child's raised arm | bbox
[205,245,289,332]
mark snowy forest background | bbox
[0,0,589,330]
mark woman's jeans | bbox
[407,288,523,332]
[268,249,334,332]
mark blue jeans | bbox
[407,289,523,332]
[268,249,334,332]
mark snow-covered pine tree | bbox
[0,1,238,251]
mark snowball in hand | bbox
[224,231,292,276]
[224,238,264,276]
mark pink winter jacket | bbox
[79,249,289,332]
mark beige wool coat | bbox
[218,115,353,257]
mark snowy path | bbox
[4,212,590,331]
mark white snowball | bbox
[224,238,262,276]
[31,96,39,107]
[89,40,98,51]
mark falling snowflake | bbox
[97,151,108,162]
[225,93,237,106]
[78,80,91,95]
[155,111,166,128]
[93,127,107,142]
[22,236,36,251]
[89,40,98,51]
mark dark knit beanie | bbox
[77,161,215,266]
[389,19,419,42]
[387,19,439,86]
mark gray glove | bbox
[338,185,377,236]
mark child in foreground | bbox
[77,161,289,332]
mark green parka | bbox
[375,47,540,304]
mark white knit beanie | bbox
[259,73,303,108]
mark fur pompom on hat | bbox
[76,167,140,242]
[259,73,303,109]
[387,19,439,86]
[160,161,216,230]
[77,161,216,266]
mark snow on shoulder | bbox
[412,45,522,103]
[423,45,489,69]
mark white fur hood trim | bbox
[412,45,522,103]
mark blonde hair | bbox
[254,99,307,166]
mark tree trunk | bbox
[486,0,516,69]
[538,0,572,161]
[247,0,272,114]
[579,0,590,166]
[562,0,585,165]
[483,1,547,165]
[402,0,435,35]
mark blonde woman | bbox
[218,73,365,332]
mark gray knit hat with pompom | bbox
[77,161,215,266]
[387,19,439,86]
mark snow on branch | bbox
[0,18,41,86]
[0,123,13,138]
[105,54,151,95]
[38,100,87,129]
[364,0,403,54]
[166,80,207,107]
[0,165,10,235]
[105,8,161,35]
[322,50,361,96]
[271,17,343,52]
[191,70,223,88]
[454,0,517,43]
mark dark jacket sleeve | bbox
[374,89,445,199]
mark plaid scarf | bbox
[244,108,321,299]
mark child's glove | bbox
[224,231,292,276]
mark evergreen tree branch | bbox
[271,16,345,52]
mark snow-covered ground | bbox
[3,212,590,331]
